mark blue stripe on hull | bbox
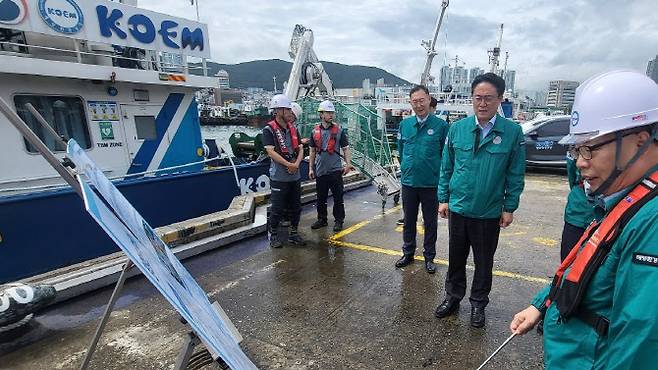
[0,161,309,283]
[159,98,203,173]
[127,93,184,175]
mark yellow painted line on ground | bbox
[328,239,550,285]
[533,237,558,247]
[330,205,401,240]
[491,269,550,284]
[500,231,527,237]
[329,205,550,284]
[394,224,425,234]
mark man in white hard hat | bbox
[290,102,303,122]
[510,70,658,369]
[262,94,305,248]
[309,100,352,232]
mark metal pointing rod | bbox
[475,333,517,370]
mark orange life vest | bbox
[546,171,658,327]
[267,120,299,157]
[312,123,340,154]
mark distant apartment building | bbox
[440,65,471,95]
[469,67,485,83]
[546,80,580,109]
[215,69,230,89]
[647,55,658,83]
[534,91,548,107]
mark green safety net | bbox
[295,97,396,171]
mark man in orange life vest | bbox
[510,70,658,369]
[262,94,305,248]
[309,100,352,232]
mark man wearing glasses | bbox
[394,85,449,274]
[511,70,658,369]
[435,73,526,328]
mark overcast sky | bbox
[139,0,658,92]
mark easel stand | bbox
[174,326,229,370]
[78,260,231,370]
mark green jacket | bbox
[564,157,596,229]
[398,114,449,188]
[438,114,525,219]
[532,166,658,369]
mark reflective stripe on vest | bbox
[312,124,339,154]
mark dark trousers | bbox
[560,222,586,262]
[316,170,345,222]
[401,185,438,261]
[445,211,500,308]
[270,180,301,233]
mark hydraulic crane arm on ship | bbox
[420,0,449,86]
[284,25,334,100]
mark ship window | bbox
[14,95,92,153]
[135,116,157,140]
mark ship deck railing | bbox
[0,39,210,77]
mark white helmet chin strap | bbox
[589,124,658,197]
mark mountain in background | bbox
[200,59,411,90]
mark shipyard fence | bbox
[297,97,400,207]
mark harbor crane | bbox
[420,0,449,86]
[284,25,334,100]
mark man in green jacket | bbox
[435,73,526,328]
[511,70,658,369]
[394,85,448,274]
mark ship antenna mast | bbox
[420,0,449,86]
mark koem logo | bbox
[38,0,84,34]
[0,0,28,25]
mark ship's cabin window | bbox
[134,116,157,140]
[14,95,92,153]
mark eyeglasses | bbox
[568,137,616,160]
[411,98,427,105]
[472,95,498,105]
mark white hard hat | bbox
[290,102,302,119]
[318,100,335,113]
[559,70,658,145]
[269,94,292,109]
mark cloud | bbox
[138,0,657,92]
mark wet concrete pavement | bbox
[0,171,569,369]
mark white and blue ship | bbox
[0,0,283,283]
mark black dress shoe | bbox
[395,255,414,268]
[470,306,486,328]
[425,260,437,274]
[434,298,460,318]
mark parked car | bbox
[521,115,571,168]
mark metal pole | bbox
[195,0,200,22]
[0,97,82,197]
[79,261,134,370]
[475,333,516,370]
